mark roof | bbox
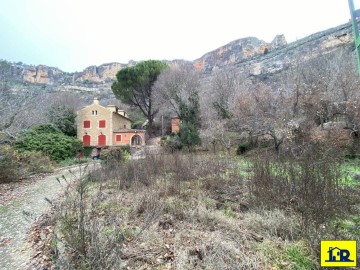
[113,129,146,133]
[112,111,133,122]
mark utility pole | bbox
[348,0,360,76]
[161,115,164,136]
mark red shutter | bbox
[83,135,91,146]
[99,120,106,128]
[84,121,90,128]
[116,135,122,141]
[98,134,106,146]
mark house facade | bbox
[77,98,145,147]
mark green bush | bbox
[131,120,145,129]
[236,142,252,155]
[160,135,183,152]
[47,105,77,137]
[14,124,83,162]
[178,122,201,151]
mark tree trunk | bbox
[148,117,153,138]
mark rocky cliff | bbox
[195,22,353,77]
[5,22,355,88]
[194,34,287,72]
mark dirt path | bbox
[0,163,99,270]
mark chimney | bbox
[107,105,118,113]
[93,97,99,105]
[118,110,126,117]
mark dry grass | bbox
[54,152,327,269]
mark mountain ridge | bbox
[0,22,354,87]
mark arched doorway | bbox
[98,134,106,146]
[131,134,142,146]
[83,135,91,146]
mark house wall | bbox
[112,113,132,131]
[78,99,144,146]
[77,103,113,146]
[113,131,146,146]
[171,117,180,133]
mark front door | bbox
[98,134,106,146]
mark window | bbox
[116,135,122,142]
[92,110,98,116]
[99,120,106,128]
[84,121,90,128]
[124,124,127,129]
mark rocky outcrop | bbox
[22,65,63,84]
[197,23,353,77]
[194,37,271,72]
[20,62,132,84]
[74,62,129,83]
[13,22,355,87]
[270,34,287,50]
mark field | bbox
[51,150,360,269]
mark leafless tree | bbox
[233,82,293,155]
[154,63,202,119]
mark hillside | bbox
[0,21,353,108]
[0,22,354,97]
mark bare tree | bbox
[154,63,201,121]
[233,82,293,155]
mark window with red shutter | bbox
[84,121,90,128]
[116,135,122,141]
[99,120,106,128]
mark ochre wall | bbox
[171,117,180,133]
[77,103,113,146]
[112,113,132,132]
[78,102,144,146]
[113,131,145,146]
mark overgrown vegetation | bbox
[52,149,360,269]
[0,145,54,183]
[14,124,83,162]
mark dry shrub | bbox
[56,152,246,269]
[20,151,54,174]
[0,145,21,183]
[243,209,302,241]
[248,149,356,234]
[173,229,263,270]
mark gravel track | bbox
[0,163,98,270]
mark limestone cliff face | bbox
[21,62,131,84]
[75,62,129,83]
[194,37,271,72]
[196,23,353,77]
[22,65,63,84]
[17,22,354,87]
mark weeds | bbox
[248,152,357,235]
[53,150,359,269]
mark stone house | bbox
[77,98,145,147]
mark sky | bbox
[0,0,354,72]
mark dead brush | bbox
[248,150,356,235]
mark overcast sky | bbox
[0,0,353,72]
